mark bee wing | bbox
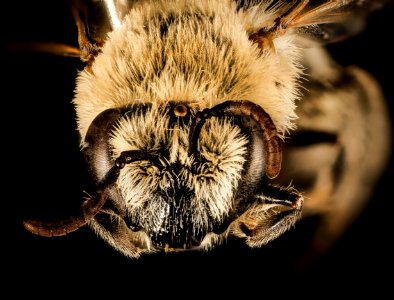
[68,0,133,63]
[292,0,393,43]
[68,0,132,46]
[248,0,392,50]
[7,1,133,60]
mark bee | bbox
[21,0,391,261]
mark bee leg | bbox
[237,184,303,247]
[89,211,152,258]
[213,184,304,246]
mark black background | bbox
[4,1,394,297]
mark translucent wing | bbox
[68,0,133,62]
[310,0,393,42]
[68,0,132,45]
[244,0,392,44]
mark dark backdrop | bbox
[4,1,393,297]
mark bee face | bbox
[104,102,248,249]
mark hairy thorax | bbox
[73,0,301,143]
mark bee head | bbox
[83,100,282,249]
